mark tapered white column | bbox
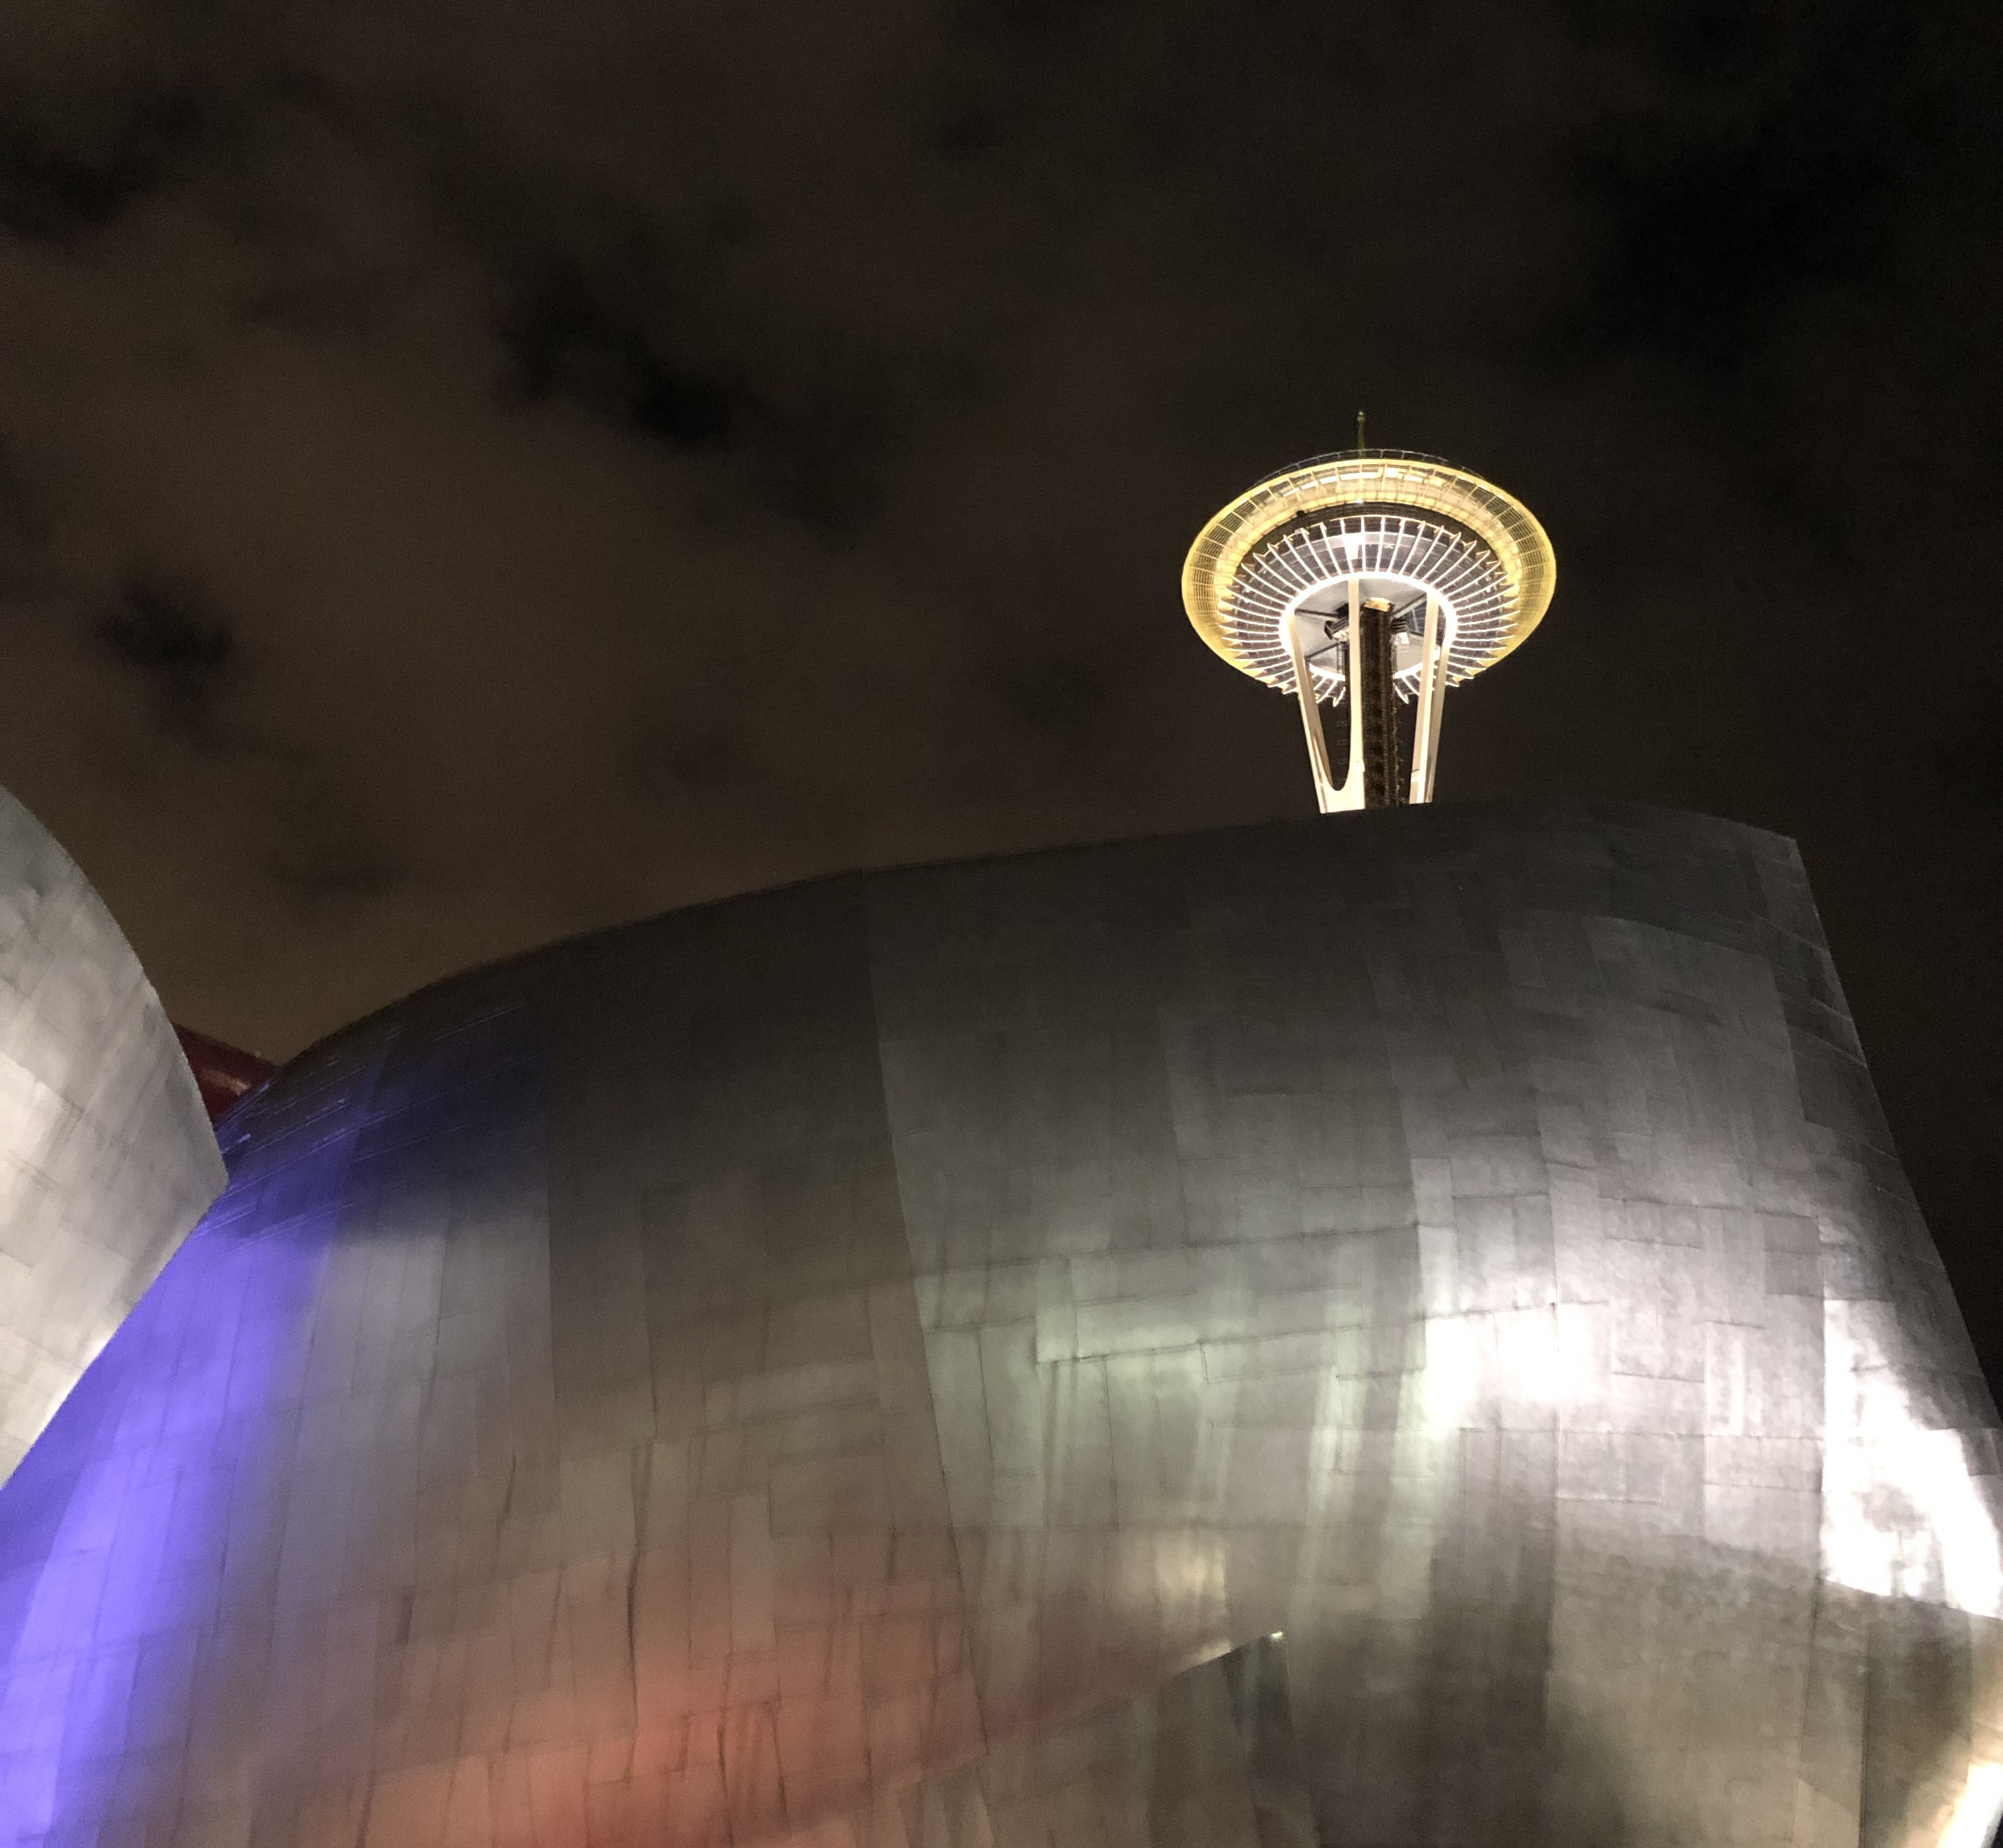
[1330,577,1366,811]
[1284,609,1339,813]
[1408,591,1449,805]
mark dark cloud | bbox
[97,580,235,719]
[0,83,218,243]
[499,250,737,449]
[262,797,409,908]
[474,183,909,534]
[0,0,1998,1372]
[1563,3,1922,364]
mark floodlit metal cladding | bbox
[1182,448,1555,697]
[3,805,1999,1848]
[0,786,225,1487]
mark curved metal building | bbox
[1,803,1997,1848]
[0,787,225,1488]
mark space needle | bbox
[1183,444,1555,811]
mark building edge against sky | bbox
[0,786,225,1490]
[0,798,1998,1848]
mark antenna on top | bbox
[1357,408,1366,450]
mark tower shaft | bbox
[1355,603,1402,809]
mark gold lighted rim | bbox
[1182,450,1556,684]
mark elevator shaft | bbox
[1355,601,1403,808]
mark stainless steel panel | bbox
[0,803,1995,1848]
[0,786,225,1486]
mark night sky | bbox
[0,4,1998,1364]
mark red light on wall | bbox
[173,1025,275,1122]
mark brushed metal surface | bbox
[898,1633,1313,1848]
[0,786,225,1487]
[0,803,1995,1848]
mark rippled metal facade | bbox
[0,786,225,1488]
[899,1633,1313,1848]
[1,803,1996,1848]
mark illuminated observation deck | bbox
[1183,448,1555,811]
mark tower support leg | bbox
[1331,578,1366,811]
[1408,592,1449,805]
[1284,605,1339,813]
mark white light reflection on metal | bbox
[1413,1286,2003,1630]
[1823,1304,2003,1618]
[1419,1302,1598,1440]
[1940,1763,2003,1848]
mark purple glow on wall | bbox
[0,1025,429,1840]
[0,1217,336,1835]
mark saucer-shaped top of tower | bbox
[1182,448,1556,699]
